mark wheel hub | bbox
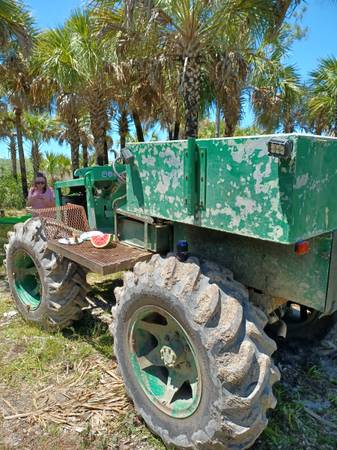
[128,305,202,418]
[160,345,177,367]
[160,342,184,367]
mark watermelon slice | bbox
[90,233,116,249]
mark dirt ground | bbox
[0,269,337,450]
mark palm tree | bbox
[153,0,283,138]
[0,2,35,198]
[23,112,58,177]
[56,154,71,179]
[58,114,94,168]
[309,57,337,136]
[92,0,302,140]
[34,11,114,166]
[0,109,17,178]
[156,63,183,140]
[117,107,129,149]
[57,94,83,173]
[207,48,249,137]
[78,116,94,167]
[252,63,302,133]
[0,48,33,198]
[43,151,59,183]
[0,0,33,52]
[92,1,169,142]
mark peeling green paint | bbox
[125,134,337,244]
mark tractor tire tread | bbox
[5,217,87,330]
[111,254,279,450]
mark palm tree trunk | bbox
[283,102,295,133]
[31,142,41,177]
[173,121,180,140]
[182,57,200,138]
[224,121,236,137]
[14,108,28,199]
[91,113,107,165]
[67,119,80,174]
[223,96,240,137]
[132,110,144,142]
[215,99,221,138]
[9,134,17,179]
[82,144,88,167]
[283,120,294,133]
[119,109,129,149]
[88,88,109,166]
[70,141,80,174]
[269,1,294,40]
[104,139,109,164]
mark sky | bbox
[1,0,337,159]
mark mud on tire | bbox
[112,254,280,450]
[5,218,88,330]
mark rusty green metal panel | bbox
[174,223,333,313]
[117,217,171,253]
[125,134,337,244]
[55,164,126,232]
[292,136,337,241]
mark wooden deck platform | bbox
[47,240,152,275]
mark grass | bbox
[0,224,11,265]
[252,342,337,450]
[0,265,165,449]
[1,280,336,450]
[0,224,337,449]
[0,306,94,387]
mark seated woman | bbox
[27,172,55,210]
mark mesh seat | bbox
[32,204,90,241]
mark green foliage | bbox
[42,151,72,182]
[198,119,263,138]
[234,125,264,136]
[198,119,225,138]
[0,0,335,188]
[0,172,24,209]
[0,0,35,52]
[0,223,11,264]
[309,56,337,135]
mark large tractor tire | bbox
[112,255,280,450]
[5,218,88,330]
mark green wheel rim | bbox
[128,305,202,418]
[13,250,42,310]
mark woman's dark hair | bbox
[34,172,48,193]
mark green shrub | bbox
[0,174,25,209]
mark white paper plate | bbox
[80,230,104,241]
[58,237,83,245]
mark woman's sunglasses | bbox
[36,181,45,185]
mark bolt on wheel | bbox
[128,305,202,418]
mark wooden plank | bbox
[47,240,152,275]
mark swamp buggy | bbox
[4,134,337,449]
